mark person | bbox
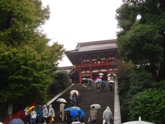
[73,111,84,123]
[82,83,87,92]
[102,106,113,124]
[36,104,43,124]
[89,106,98,124]
[30,108,37,124]
[42,104,48,124]
[70,92,78,105]
[48,104,55,124]
[64,111,72,124]
[109,82,113,91]
[24,106,30,124]
[88,80,93,91]
[96,82,101,94]
[101,80,106,92]
[59,102,65,121]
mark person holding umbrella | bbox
[24,106,30,124]
[59,102,65,121]
[56,98,67,122]
[89,106,98,124]
[30,108,37,124]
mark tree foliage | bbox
[116,0,165,81]
[117,62,153,122]
[48,70,71,95]
[0,0,65,108]
[129,89,165,124]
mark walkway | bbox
[50,81,120,124]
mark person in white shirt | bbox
[30,108,37,124]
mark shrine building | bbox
[65,39,119,83]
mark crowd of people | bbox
[24,104,55,124]
[82,75,115,94]
[22,74,115,124]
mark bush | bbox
[48,70,71,95]
[129,89,165,124]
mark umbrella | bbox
[108,80,114,83]
[9,118,24,124]
[94,79,102,83]
[70,90,79,96]
[90,104,101,109]
[70,109,85,118]
[82,78,93,81]
[122,121,155,124]
[27,106,35,114]
[56,98,67,103]
[99,73,104,76]
[64,106,80,112]
[122,117,155,124]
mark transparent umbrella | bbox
[122,117,155,124]
[99,73,104,76]
[70,90,79,96]
[56,98,67,103]
[90,104,101,109]
[9,118,24,124]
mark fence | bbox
[3,102,36,124]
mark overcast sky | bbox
[41,0,123,67]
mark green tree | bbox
[48,70,71,96]
[0,0,65,111]
[129,89,165,124]
[116,0,165,81]
[117,61,154,122]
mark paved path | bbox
[51,82,114,124]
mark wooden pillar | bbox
[79,66,82,83]
[90,66,92,80]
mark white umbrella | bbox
[108,80,114,83]
[107,74,116,76]
[122,121,154,124]
[99,73,104,76]
[70,90,79,96]
[122,117,155,124]
[56,98,67,103]
[90,104,101,109]
[94,79,102,83]
[82,78,93,81]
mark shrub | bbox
[129,89,165,124]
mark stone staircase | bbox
[51,82,115,124]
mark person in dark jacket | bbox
[36,104,43,124]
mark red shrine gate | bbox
[65,39,119,83]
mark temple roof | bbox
[65,39,118,65]
[66,39,117,54]
[57,66,73,73]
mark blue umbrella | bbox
[70,109,85,118]
[9,118,24,124]
[64,106,80,112]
